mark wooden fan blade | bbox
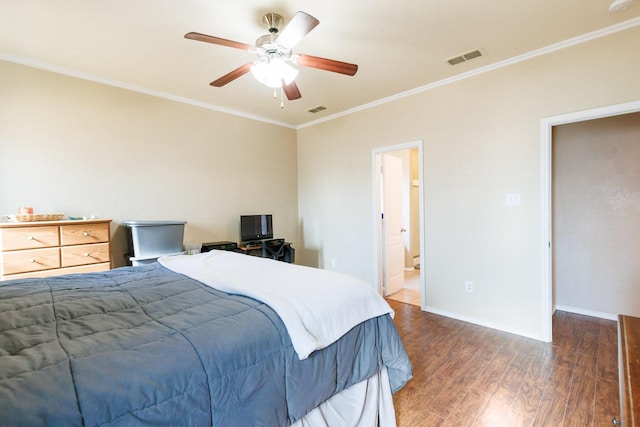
[185,32,254,51]
[283,81,302,100]
[276,11,319,49]
[210,63,253,87]
[296,54,358,76]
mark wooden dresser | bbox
[0,219,112,281]
[619,314,640,426]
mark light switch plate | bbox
[506,193,522,206]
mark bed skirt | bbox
[293,367,395,427]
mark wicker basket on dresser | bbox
[0,219,112,281]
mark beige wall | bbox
[1,25,639,341]
[0,61,298,267]
[553,112,640,317]
[297,26,640,339]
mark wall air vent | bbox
[308,105,327,113]
[445,47,486,66]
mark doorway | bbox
[552,113,640,320]
[372,141,425,308]
[541,99,640,342]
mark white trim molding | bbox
[2,16,638,130]
[299,17,640,129]
[0,52,296,129]
[423,305,546,341]
[555,305,618,322]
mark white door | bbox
[382,154,405,296]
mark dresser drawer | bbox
[1,262,111,281]
[2,248,61,275]
[61,223,109,246]
[61,243,110,267]
[1,226,60,251]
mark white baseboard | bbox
[554,304,618,321]
[422,305,546,342]
[417,304,617,345]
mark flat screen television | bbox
[240,214,273,242]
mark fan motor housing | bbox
[263,13,284,33]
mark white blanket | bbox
[158,250,393,360]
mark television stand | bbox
[238,240,294,263]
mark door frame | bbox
[372,140,425,306]
[540,99,640,342]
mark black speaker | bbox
[202,241,238,252]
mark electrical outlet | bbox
[465,281,474,293]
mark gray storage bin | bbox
[122,220,187,264]
[127,255,166,266]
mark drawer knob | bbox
[83,253,91,257]
[27,236,35,240]
[29,258,36,263]
[83,232,90,236]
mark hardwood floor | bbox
[388,300,620,426]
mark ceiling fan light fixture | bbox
[251,58,299,88]
[186,10,357,103]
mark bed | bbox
[0,250,412,426]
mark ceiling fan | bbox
[185,11,358,103]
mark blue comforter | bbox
[0,263,412,426]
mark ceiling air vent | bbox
[308,105,327,113]
[445,47,486,66]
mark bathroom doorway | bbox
[373,140,425,308]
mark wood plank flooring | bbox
[388,300,619,426]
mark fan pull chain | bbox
[280,87,284,109]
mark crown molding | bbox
[1,16,638,131]
[0,52,296,129]
[297,16,640,129]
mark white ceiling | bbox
[1,1,639,127]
